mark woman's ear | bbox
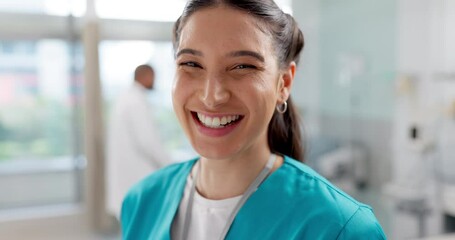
[277,61,296,103]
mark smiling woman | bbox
[173,6,284,160]
[120,1,387,239]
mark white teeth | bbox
[196,113,241,128]
[197,113,205,123]
[212,117,220,127]
[204,116,212,126]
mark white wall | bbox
[292,0,321,136]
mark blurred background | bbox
[0,0,454,239]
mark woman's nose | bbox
[200,75,230,109]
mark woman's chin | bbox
[194,146,239,161]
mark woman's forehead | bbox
[178,6,273,55]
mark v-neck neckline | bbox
[164,156,289,239]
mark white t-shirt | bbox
[171,174,242,240]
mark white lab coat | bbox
[106,81,170,218]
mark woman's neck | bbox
[194,148,283,200]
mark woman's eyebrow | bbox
[227,50,264,62]
[176,48,203,57]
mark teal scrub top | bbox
[121,156,387,239]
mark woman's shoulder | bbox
[121,159,196,213]
[279,155,366,209]
[269,156,386,238]
[336,205,387,239]
[120,159,196,232]
[120,159,197,239]
[125,159,196,199]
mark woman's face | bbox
[173,6,293,160]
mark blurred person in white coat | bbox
[106,64,170,219]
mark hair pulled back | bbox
[173,0,305,162]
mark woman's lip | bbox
[191,112,243,137]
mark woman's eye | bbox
[234,64,256,70]
[179,61,201,68]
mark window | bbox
[0,0,85,16]
[0,39,83,209]
[96,0,186,21]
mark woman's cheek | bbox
[173,71,189,92]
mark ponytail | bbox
[267,13,305,162]
[268,97,304,162]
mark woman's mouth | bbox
[191,111,244,137]
[193,112,243,128]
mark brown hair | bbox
[173,0,305,161]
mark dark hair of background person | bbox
[134,64,154,81]
[172,0,305,162]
